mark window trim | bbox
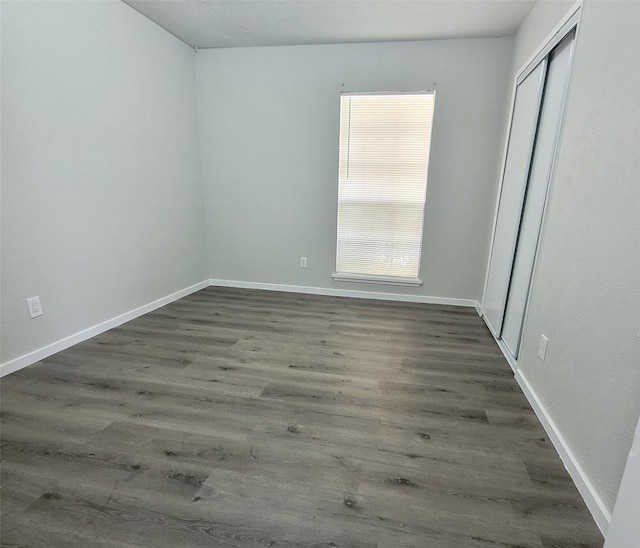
[332,272,423,287]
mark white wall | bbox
[196,38,513,302]
[1,1,206,364]
[514,0,640,517]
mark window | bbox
[333,92,435,285]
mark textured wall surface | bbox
[1,1,206,363]
[517,0,640,513]
[196,38,513,301]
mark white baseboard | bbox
[0,280,209,378]
[208,278,480,309]
[0,279,478,378]
[514,369,611,535]
[0,278,481,378]
[491,336,610,533]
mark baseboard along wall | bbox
[514,369,611,535]
[1,278,480,378]
[208,278,481,308]
[489,329,611,535]
[0,280,210,378]
[1,278,479,377]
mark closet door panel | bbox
[502,33,575,357]
[482,60,547,337]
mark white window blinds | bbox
[335,92,435,282]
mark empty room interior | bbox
[1,0,639,546]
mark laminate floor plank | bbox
[1,287,602,547]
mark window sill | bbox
[332,273,423,287]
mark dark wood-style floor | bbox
[0,287,603,547]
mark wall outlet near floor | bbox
[300,256,307,268]
[26,296,43,319]
[538,334,548,361]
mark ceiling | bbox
[123,0,536,49]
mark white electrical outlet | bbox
[538,334,548,361]
[300,256,308,268]
[26,296,43,319]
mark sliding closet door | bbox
[502,33,576,357]
[482,61,547,337]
